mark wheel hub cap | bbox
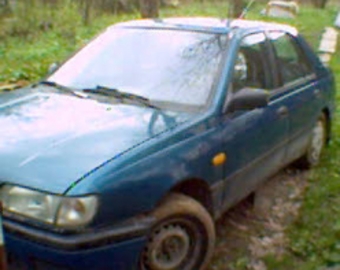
[146,225,190,270]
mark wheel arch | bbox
[159,178,214,216]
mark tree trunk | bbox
[320,0,328,8]
[230,0,244,18]
[140,0,159,18]
[81,0,93,25]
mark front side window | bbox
[49,28,228,110]
[268,32,313,86]
[232,32,271,93]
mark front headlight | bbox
[0,185,98,228]
[57,196,97,227]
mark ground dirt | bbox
[208,168,310,270]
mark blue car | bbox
[1,18,335,270]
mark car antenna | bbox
[239,0,256,19]
[227,0,255,29]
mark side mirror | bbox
[48,62,59,75]
[227,88,269,113]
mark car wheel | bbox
[296,113,327,168]
[140,193,215,270]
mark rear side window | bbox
[268,32,313,86]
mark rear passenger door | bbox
[267,31,320,162]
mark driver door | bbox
[219,32,289,210]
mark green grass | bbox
[2,1,340,269]
[0,8,139,83]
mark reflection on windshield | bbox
[49,28,228,109]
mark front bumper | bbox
[4,217,154,270]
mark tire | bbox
[140,193,215,270]
[296,113,327,169]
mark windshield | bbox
[49,27,227,110]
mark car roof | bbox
[112,17,298,36]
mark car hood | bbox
[0,90,191,194]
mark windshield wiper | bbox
[32,81,87,99]
[83,85,159,109]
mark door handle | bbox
[277,106,289,117]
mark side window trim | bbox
[269,73,317,100]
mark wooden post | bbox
[0,202,7,270]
